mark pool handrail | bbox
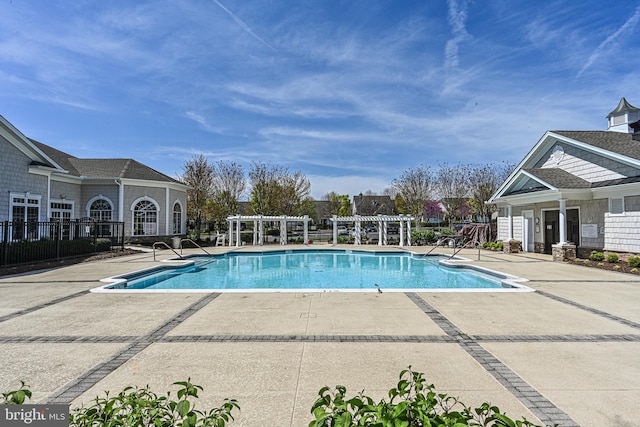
[152,241,185,261]
[180,238,212,256]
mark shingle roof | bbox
[31,139,183,184]
[552,131,640,161]
[30,139,80,174]
[606,97,640,118]
[523,168,592,189]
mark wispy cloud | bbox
[213,0,278,52]
[578,4,640,77]
[444,0,470,71]
[184,111,223,133]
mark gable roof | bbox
[31,139,183,184]
[553,131,640,160]
[489,129,640,204]
[522,168,592,189]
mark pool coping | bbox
[91,248,534,293]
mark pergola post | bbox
[332,215,338,246]
[235,218,241,247]
[354,216,362,245]
[377,219,383,246]
[252,220,258,245]
[407,219,412,246]
[399,220,405,246]
[258,216,264,245]
[303,215,309,245]
[280,219,287,245]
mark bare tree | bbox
[435,163,470,226]
[381,186,399,199]
[467,162,515,222]
[392,166,434,227]
[180,154,214,239]
[322,192,351,216]
[248,162,314,216]
[209,161,246,231]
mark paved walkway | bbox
[0,246,639,426]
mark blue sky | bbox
[2,0,639,199]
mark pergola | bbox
[329,214,415,246]
[226,215,311,247]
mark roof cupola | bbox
[607,97,640,133]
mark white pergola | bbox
[226,215,311,247]
[329,214,415,246]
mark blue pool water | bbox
[107,250,516,291]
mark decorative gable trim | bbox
[0,115,66,172]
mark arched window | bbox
[172,202,182,234]
[89,198,113,236]
[89,199,113,222]
[133,199,158,236]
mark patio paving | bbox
[0,245,639,426]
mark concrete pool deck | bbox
[0,245,638,426]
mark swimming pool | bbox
[95,249,531,293]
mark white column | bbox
[399,220,405,246]
[354,219,361,245]
[383,222,388,246]
[165,187,170,235]
[235,219,241,247]
[407,220,412,246]
[280,219,287,245]
[228,220,233,247]
[332,215,338,246]
[507,205,513,240]
[558,199,567,244]
[258,217,264,245]
[253,220,258,245]
[303,215,309,245]
[378,220,383,246]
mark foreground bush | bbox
[3,370,551,427]
[628,256,640,268]
[1,380,238,427]
[310,368,549,427]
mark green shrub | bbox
[310,367,545,427]
[589,251,605,261]
[69,380,239,427]
[440,228,455,236]
[410,230,437,245]
[607,253,619,263]
[1,381,31,404]
[628,256,640,268]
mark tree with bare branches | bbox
[392,165,434,227]
[180,154,214,239]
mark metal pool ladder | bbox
[152,241,185,261]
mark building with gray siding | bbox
[0,114,188,240]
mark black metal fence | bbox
[0,220,125,267]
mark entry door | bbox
[543,208,580,254]
[543,210,559,254]
[522,210,534,252]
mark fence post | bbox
[93,221,98,253]
[2,221,8,267]
[56,221,61,260]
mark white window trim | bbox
[50,199,75,217]
[172,200,184,235]
[609,197,625,215]
[131,196,160,236]
[86,195,115,219]
[9,192,42,222]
